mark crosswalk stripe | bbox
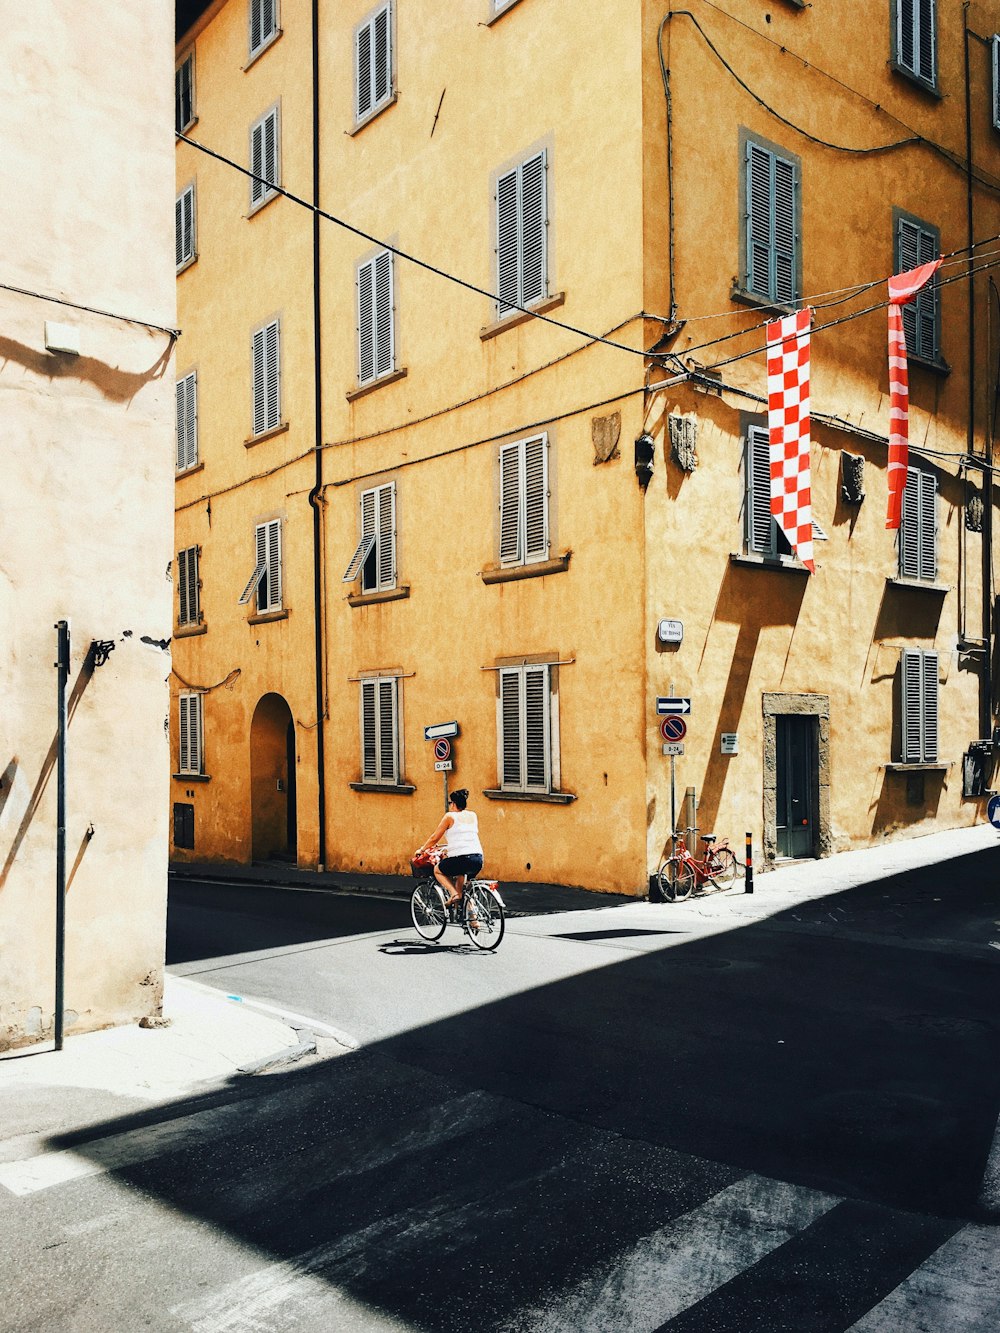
[500,1175,838,1332]
[846,1224,1000,1332]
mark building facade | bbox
[172,0,1000,894]
[0,5,176,1048]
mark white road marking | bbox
[223,993,359,1049]
[502,1175,839,1333]
[847,1224,1000,1332]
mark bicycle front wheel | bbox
[464,882,505,951]
[410,880,447,941]
[710,848,738,888]
[657,857,694,902]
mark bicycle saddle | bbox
[701,834,716,844]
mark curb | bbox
[236,1029,318,1076]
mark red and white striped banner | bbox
[886,260,942,530]
[767,308,814,572]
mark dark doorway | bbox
[776,714,816,858]
[285,719,297,853]
[250,693,296,863]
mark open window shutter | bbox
[747,428,775,554]
[523,665,550,791]
[266,519,282,610]
[917,0,935,82]
[250,0,262,54]
[175,196,184,267]
[898,0,915,72]
[523,436,548,561]
[250,119,265,206]
[499,442,522,564]
[263,109,277,197]
[520,152,546,308]
[500,669,521,788]
[378,678,397,782]
[373,5,390,106]
[901,649,923,762]
[899,466,920,577]
[356,20,372,119]
[921,651,939,762]
[772,155,797,305]
[254,522,269,610]
[746,143,773,299]
[265,321,279,431]
[377,483,395,588]
[344,490,377,581]
[496,168,519,317]
[252,328,267,435]
[361,680,378,780]
[918,470,937,581]
[358,259,375,383]
[175,58,193,134]
[262,0,276,44]
[374,250,393,379]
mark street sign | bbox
[424,721,459,740]
[662,742,684,756]
[660,716,687,743]
[433,738,452,761]
[434,760,453,772]
[656,697,691,715]
[657,619,684,645]
[721,733,739,755]
[988,793,1000,830]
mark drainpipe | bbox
[54,620,69,1050]
[309,0,327,870]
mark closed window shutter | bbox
[361,680,378,780]
[918,470,937,581]
[176,188,194,267]
[179,695,191,773]
[377,483,395,589]
[175,57,193,134]
[746,143,773,299]
[374,249,394,379]
[378,678,397,782]
[360,678,397,782]
[250,0,263,54]
[263,109,277,196]
[254,523,269,610]
[902,649,923,762]
[523,435,548,561]
[922,650,939,762]
[500,669,521,788]
[265,320,279,430]
[356,21,372,119]
[250,119,265,206]
[747,427,775,554]
[252,327,267,435]
[176,374,198,470]
[898,219,938,362]
[264,519,282,611]
[993,36,1000,131]
[899,0,916,72]
[496,168,519,317]
[899,466,921,578]
[358,259,375,383]
[772,155,797,304]
[520,152,546,307]
[499,442,522,564]
[523,665,550,790]
[373,5,390,106]
[918,0,936,83]
[179,695,202,774]
[178,547,199,625]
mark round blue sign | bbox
[988,793,1000,831]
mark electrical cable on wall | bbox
[0,279,180,338]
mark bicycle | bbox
[409,847,506,951]
[656,827,742,902]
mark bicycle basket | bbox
[410,846,443,877]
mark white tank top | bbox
[445,810,483,857]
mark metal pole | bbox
[744,831,754,894]
[54,620,70,1050]
[442,768,449,814]
[669,679,676,851]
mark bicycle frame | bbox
[672,831,732,888]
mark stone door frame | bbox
[762,692,831,866]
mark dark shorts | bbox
[439,854,483,878]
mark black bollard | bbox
[745,832,754,894]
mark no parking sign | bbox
[988,794,1000,831]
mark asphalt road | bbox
[2,857,998,1331]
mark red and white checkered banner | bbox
[767,308,814,572]
[886,260,942,530]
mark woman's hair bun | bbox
[450,788,469,809]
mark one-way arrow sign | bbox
[656,697,691,715]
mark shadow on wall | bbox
[871,767,947,837]
[0,334,173,405]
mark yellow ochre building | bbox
[171,0,1000,893]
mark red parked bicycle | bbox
[656,827,742,902]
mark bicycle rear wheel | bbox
[657,857,694,902]
[710,848,738,888]
[464,882,505,951]
[410,880,447,940]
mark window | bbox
[178,694,204,776]
[742,136,799,306]
[238,519,282,612]
[498,664,553,793]
[342,482,395,592]
[173,802,195,850]
[177,545,201,627]
[993,36,1000,131]
[249,105,280,211]
[175,53,195,134]
[355,3,393,124]
[360,676,400,784]
[491,0,519,14]
[249,0,279,60]
[176,184,196,270]
[895,213,940,363]
[499,434,549,566]
[496,151,547,319]
[357,250,394,385]
[901,649,939,763]
[176,372,198,471]
[899,464,937,581]
[251,319,281,436]
[744,426,826,559]
[893,0,937,89]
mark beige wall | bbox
[0,3,176,1048]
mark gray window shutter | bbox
[897,218,938,362]
[899,465,921,578]
[343,489,377,582]
[374,249,394,379]
[523,435,548,561]
[377,482,395,589]
[500,669,521,788]
[358,258,375,383]
[772,155,797,305]
[264,518,282,610]
[899,0,915,72]
[746,427,775,555]
[250,119,265,206]
[918,470,937,581]
[254,522,269,610]
[361,680,378,780]
[373,5,391,107]
[252,327,267,435]
[918,0,936,83]
[361,677,397,782]
[250,0,262,54]
[265,320,279,430]
[175,188,194,267]
[520,152,546,308]
[746,143,773,300]
[993,36,1000,131]
[523,665,550,790]
[263,109,278,195]
[496,168,519,317]
[178,547,200,625]
[175,57,193,134]
[499,442,522,564]
[176,374,198,470]
[902,649,923,762]
[378,678,397,782]
[179,695,202,774]
[356,20,372,119]
[922,651,939,762]
[179,695,191,774]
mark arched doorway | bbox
[250,693,297,863]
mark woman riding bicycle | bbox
[415,788,483,909]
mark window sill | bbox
[729,552,811,575]
[176,115,199,137]
[349,93,398,137]
[886,577,950,594]
[482,788,577,805]
[349,781,415,795]
[347,585,411,607]
[176,254,198,277]
[884,762,952,772]
[243,29,283,72]
[481,292,566,342]
[908,353,951,376]
[480,553,571,585]
[245,422,289,448]
[485,0,523,24]
[248,607,288,625]
[730,285,797,317]
[175,461,204,479]
[174,622,207,638]
[889,63,942,100]
[346,368,408,403]
[173,772,210,782]
[247,190,280,220]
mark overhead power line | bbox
[0,279,179,338]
